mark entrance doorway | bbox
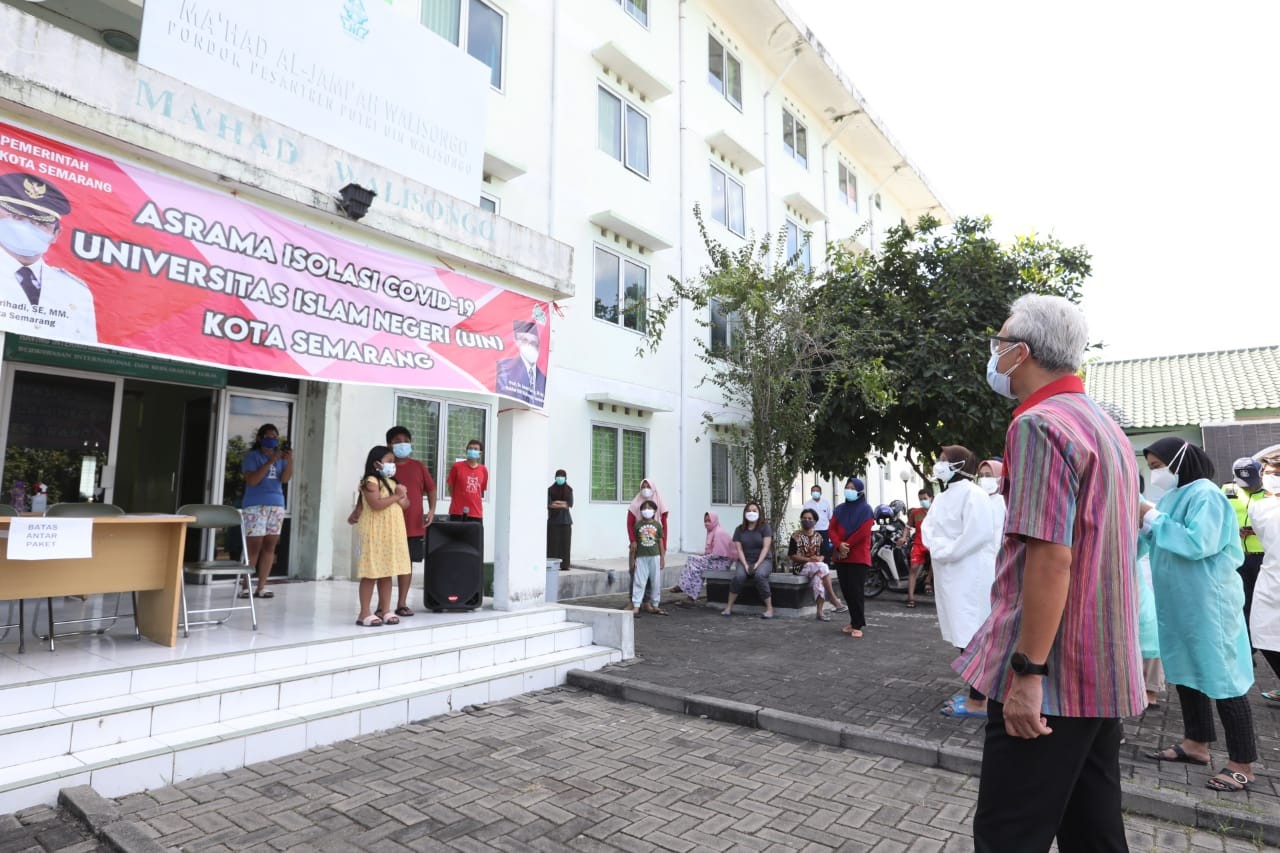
[114,379,217,514]
[218,391,295,577]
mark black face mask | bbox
[800,519,815,530]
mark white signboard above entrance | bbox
[138,0,489,204]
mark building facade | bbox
[0,0,947,581]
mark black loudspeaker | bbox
[425,521,484,611]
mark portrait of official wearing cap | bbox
[0,172,97,344]
[494,320,546,407]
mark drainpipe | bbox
[676,0,688,552]
[546,0,560,236]
[820,110,862,250]
[762,41,802,256]
[864,163,905,253]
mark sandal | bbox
[941,698,987,719]
[253,589,274,599]
[815,613,831,622]
[841,624,855,634]
[849,629,863,638]
[649,607,668,616]
[1145,744,1209,765]
[1261,689,1280,703]
[906,600,916,608]
[394,606,414,617]
[355,615,383,627]
[833,604,848,613]
[1205,769,1251,793]
[381,614,401,625]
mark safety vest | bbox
[1223,484,1265,554]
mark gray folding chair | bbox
[0,504,26,653]
[177,504,257,638]
[35,503,127,650]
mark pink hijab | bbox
[704,512,736,558]
[627,478,669,518]
[980,460,1004,478]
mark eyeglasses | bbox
[988,335,1026,356]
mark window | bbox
[782,109,808,168]
[421,0,505,90]
[707,34,742,108]
[709,297,742,355]
[593,246,648,332]
[592,425,647,501]
[785,219,811,273]
[394,396,488,499]
[479,194,499,214]
[711,442,749,505]
[610,0,647,26]
[708,163,745,236]
[838,162,858,211]
[598,86,649,178]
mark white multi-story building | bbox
[0,0,947,594]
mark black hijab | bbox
[548,469,573,503]
[1142,437,1215,488]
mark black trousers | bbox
[1174,684,1258,763]
[1239,552,1263,650]
[1263,648,1280,682]
[547,524,572,570]
[834,563,868,629]
[974,702,1127,853]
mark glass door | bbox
[215,390,296,574]
[0,365,122,509]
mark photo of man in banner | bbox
[0,171,98,344]
[494,319,546,407]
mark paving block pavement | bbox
[565,591,1280,842]
[55,689,1273,851]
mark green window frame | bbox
[591,424,646,502]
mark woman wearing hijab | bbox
[921,446,999,718]
[976,459,1006,551]
[1136,473,1165,708]
[1141,437,1258,794]
[547,469,573,571]
[829,477,875,638]
[626,479,668,603]
[675,511,736,605]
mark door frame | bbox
[212,387,298,566]
[0,362,124,504]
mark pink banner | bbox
[0,122,549,407]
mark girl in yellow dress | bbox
[356,445,411,626]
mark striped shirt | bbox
[953,375,1145,718]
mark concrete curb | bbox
[566,669,1280,846]
[58,786,167,853]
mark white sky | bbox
[788,0,1279,361]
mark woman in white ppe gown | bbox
[1247,450,1280,701]
[923,445,999,718]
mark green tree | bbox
[642,209,891,531]
[813,214,1091,475]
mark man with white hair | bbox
[955,294,1143,852]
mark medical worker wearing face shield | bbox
[1141,437,1258,794]
[1245,448,1280,701]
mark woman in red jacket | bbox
[828,476,874,638]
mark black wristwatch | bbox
[1010,652,1049,677]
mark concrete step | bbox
[0,610,622,813]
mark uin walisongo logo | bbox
[340,0,371,40]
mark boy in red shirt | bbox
[385,425,436,617]
[448,438,488,521]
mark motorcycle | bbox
[864,511,927,598]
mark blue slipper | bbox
[720,610,732,617]
[941,697,987,719]
[760,613,775,620]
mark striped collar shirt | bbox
[954,375,1145,718]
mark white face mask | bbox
[977,476,999,495]
[985,345,1024,400]
[380,462,397,478]
[640,508,655,519]
[744,511,760,523]
[641,487,653,499]
[0,217,56,258]
[932,460,962,483]
[1146,467,1178,502]
[1264,473,1280,493]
